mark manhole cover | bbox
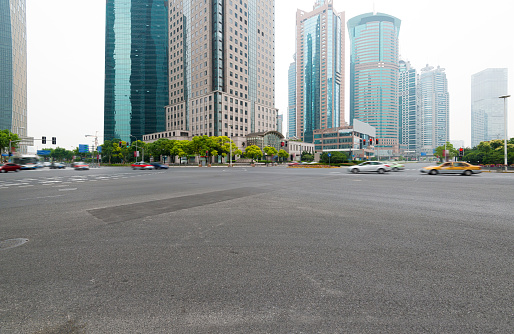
[0,238,29,251]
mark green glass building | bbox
[348,12,401,152]
[0,0,27,143]
[104,0,169,143]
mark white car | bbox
[347,161,391,174]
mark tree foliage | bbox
[301,151,314,162]
[244,145,263,160]
[319,151,347,164]
[463,138,514,165]
[434,142,458,162]
[0,129,19,156]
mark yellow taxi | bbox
[420,162,482,176]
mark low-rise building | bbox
[313,120,376,160]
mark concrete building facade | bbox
[295,0,345,143]
[166,0,278,140]
[287,58,296,138]
[398,60,418,153]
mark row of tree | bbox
[100,136,289,164]
[0,129,20,157]
[462,139,514,165]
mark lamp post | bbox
[228,125,233,167]
[499,95,510,172]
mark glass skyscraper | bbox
[104,0,169,143]
[398,60,418,152]
[419,65,449,155]
[296,0,344,143]
[287,58,296,138]
[348,12,401,153]
[471,68,508,148]
[0,0,27,147]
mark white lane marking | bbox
[20,194,66,201]
[59,188,77,191]
[18,185,34,188]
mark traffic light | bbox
[359,139,363,149]
[376,138,379,145]
[119,141,122,147]
[52,137,56,145]
[281,141,284,147]
[369,138,372,145]
[42,136,46,144]
[459,148,464,157]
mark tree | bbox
[435,142,458,162]
[278,149,289,162]
[0,129,19,157]
[263,146,278,162]
[50,147,68,161]
[301,151,314,162]
[320,151,347,164]
[244,145,263,161]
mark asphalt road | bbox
[1,164,513,333]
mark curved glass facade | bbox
[104,0,169,143]
[348,12,400,148]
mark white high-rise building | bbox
[471,68,508,148]
[418,65,449,155]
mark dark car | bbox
[150,162,169,170]
[50,162,66,169]
[0,163,21,173]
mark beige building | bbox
[166,0,278,140]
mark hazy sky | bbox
[26,0,514,151]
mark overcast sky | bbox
[26,0,514,151]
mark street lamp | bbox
[228,125,233,167]
[499,95,510,172]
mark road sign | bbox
[327,153,331,157]
[78,144,89,153]
[37,150,51,156]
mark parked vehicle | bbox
[420,162,482,176]
[131,162,155,170]
[347,161,391,174]
[0,163,21,173]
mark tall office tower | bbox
[398,60,418,152]
[296,0,345,143]
[348,12,401,152]
[277,114,283,134]
[287,58,296,138]
[104,0,169,143]
[419,65,449,155]
[166,0,278,138]
[471,68,508,147]
[0,0,27,151]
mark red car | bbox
[0,163,21,173]
[131,162,155,170]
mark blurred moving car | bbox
[347,161,391,174]
[20,163,38,170]
[420,162,482,176]
[131,162,155,170]
[72,162,89,170]
[50,162,66,169]
[389,162,405,171]
[287,162,301,166]
[42,162,51,168]
[150,162,169,169]
[0,163,21,173]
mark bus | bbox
[13,154,39,170]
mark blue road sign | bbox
[327,153,331,157]
[97,146,102,153]
[37,150,51,156]
[79,144,89,153]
